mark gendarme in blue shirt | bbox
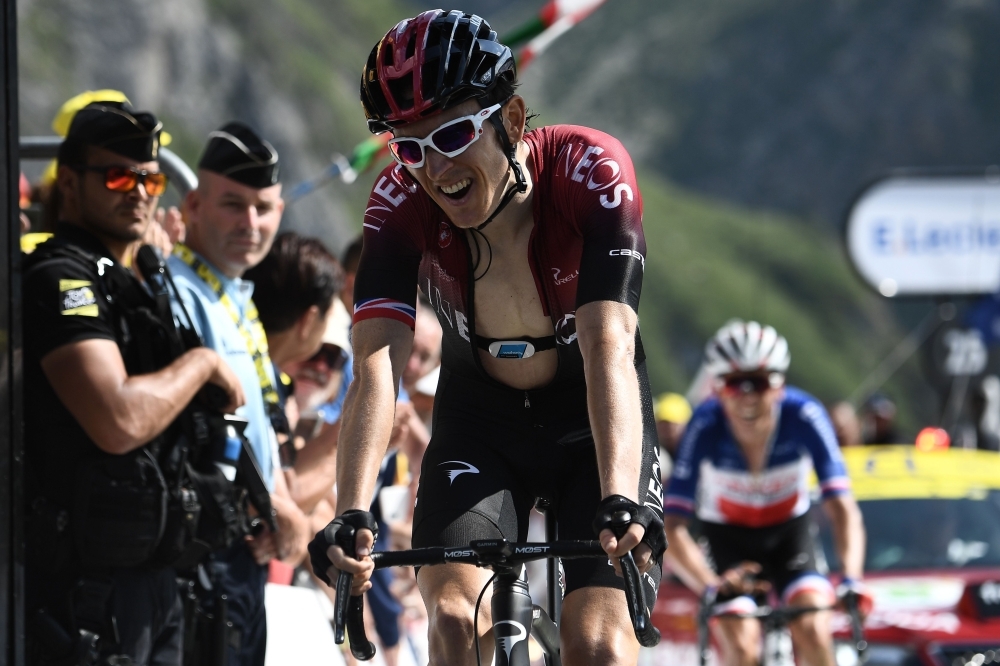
[168,250,277,490]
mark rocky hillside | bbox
[17,0,936,428]
[17,0,415,248]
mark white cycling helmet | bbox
[704,320,790,377]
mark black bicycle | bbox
[330,502,660,666]
[696,589,867,666]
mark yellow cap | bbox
[654,392,692,424]
[20,232,53,254]
[43,90,173,187]
[51,89,171,142]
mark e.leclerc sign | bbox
[845,171,1000,297]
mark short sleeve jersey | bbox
[353,124,646,384]
[22,224,127,507]
[664,387,851,528]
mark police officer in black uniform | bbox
[23,101,246,666]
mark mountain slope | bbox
[17,0,929,429]
[457,0,1000,228]
[17,0,414,247]
[636,170,914,405]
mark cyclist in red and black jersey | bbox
[307,10,666,665]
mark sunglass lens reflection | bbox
[144,173,168,196]
[433,120,477,153]
[724,377,770,394]
[104,167,138,192]
[391,141,424,166]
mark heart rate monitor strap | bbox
[476,335,556,355]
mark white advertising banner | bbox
[845,175,1000,296]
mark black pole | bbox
[0,0,23,663]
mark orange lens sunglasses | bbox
[80,165,168,197]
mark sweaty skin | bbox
[328,98,650,665]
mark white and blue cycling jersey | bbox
[664,387,850,528]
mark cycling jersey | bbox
[353,124,646,386]
[353,123,662,601]
[665,387,850,528]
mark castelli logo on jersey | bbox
[551,267,578,285]
[438,222,453,248]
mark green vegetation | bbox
[636,171,922,418]
[16,0,932,432]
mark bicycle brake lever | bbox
[619,550,661,647]
[330,523,377,659]
[331,522,355,645]
[843,591,868,660]
[607,509,661,647]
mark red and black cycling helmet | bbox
[361,10,516,134]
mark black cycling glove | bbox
[592,494,668,563]
[307,510,380,587]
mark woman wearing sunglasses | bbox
[309,9,665,666]
[663,320,870,666]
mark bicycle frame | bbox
[330,505,660,665]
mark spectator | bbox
[244,232,343,371]
[829,401,863,448]
[861,393,900,444]
[283,310,352,610]
[244,233,351,515]
[340,234,363,311]
[167,121,310,666]
[22,102,244,666]
[244,231,344,472]
[288,315,351,440]
[654,392,691,458]
[412,364,440,428]
[283,299,410,666]
[404,299,443,425]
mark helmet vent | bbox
[382,45,394,67]
[405,32,417,60]
[421,61,437,102]
[387,75,415,111]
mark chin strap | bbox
[475,112,528,232]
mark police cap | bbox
[58,101,163,164]
[197,122,279,189]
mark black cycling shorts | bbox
[412,366,663,611]
[700,513,826,600]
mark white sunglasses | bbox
[387,103,503,168]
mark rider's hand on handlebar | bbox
[592,495,667,576]
[837,577,874,622]
[599,524,655,575]
[325,529,375,596]
[718,561,771,598]
[307,511,380,597]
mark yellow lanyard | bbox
[173,244,279,407]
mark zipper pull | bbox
[524,392,531,409]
